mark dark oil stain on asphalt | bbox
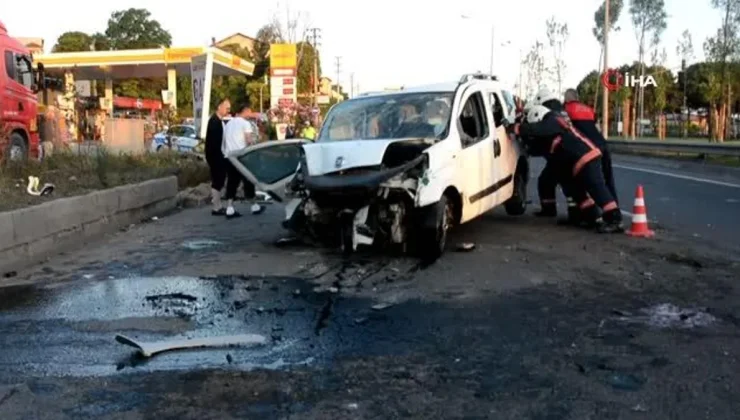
[0,266,440,379]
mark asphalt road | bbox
[530,153,740,251]
[0,154,739,419]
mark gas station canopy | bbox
[34,46,255,79]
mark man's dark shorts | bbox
[206,154,227,191]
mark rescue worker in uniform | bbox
[528,88,580,224]
[509,105,624,233]
[562,88,618,203]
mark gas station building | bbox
[34,46,255,113]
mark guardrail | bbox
[607,139,740,158]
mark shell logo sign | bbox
[269,44,298,109]
[269,44,297,69]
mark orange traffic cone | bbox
[626,185,654,238]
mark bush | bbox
[0,148,210,212]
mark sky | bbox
[1,0,722,96]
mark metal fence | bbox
[607,139,740,158]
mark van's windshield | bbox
[317,92,454,142]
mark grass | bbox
[0,149,210,213]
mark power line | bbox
[335,56,342,97]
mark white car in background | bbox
[150,124,198,153]
[228,73,529,259]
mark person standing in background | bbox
[205,98,231,216]
[300,121,316,140]
[222,102,262,218]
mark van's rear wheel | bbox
[504,168,527,216]
[417,195,452,261]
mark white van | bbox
[229,73,529,259]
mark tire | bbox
[417,195,453,261]
[5,132,28,163]
[504,167,527,216]
[339,212,354,256]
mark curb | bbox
[0,176,178,276]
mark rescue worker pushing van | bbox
[526,89,581,224]
[562,89,618,203]
[509,104,624,233]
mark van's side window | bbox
[459,92,489,147]
[15,55,33,89]
[4,51,14,79]
[490,93,506,127]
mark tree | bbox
[105,8,172,50]
[592,0,624,111]
[295,42,321,95]
[253,23,284,79]
[545,17,569,94]
[629,0,667,137]
[703,0,740,141]
[676,29,695,137]
[523,41,545,99]
[53,32,93,52]
[91,33,110,51]
[104,8,172,101]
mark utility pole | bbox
[601,0,610,138]
[682,58,688,138]
[307,28,322,108]
[350,73,355,98]
[335,56,342,99]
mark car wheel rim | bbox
[9,145,22,160]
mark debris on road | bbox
[181,240,222,250]
[275,236,300,247]
[145,293,198,303]
[456,242,476,252]
[371,303,393,311]
[614,303,716,329]
[114,333,267,357]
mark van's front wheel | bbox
[416,195,453,261]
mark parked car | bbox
[150,124,197,153]
[228,73,529,259]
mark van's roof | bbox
[357,79,504,99]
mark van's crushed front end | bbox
[282,138,432,253]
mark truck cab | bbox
[0,19,44,162]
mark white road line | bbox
[612,164,740,189]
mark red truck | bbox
[0,19,47,162]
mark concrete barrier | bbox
[0,176,178,275]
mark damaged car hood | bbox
[302,138,424,176]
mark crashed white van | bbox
[229,73,529,259]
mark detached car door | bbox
[228,139,309,202]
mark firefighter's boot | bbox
[598,209,625,233]
[579,205,601,229]
[535,203,557,218]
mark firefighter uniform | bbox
[513,106,624,232]
[563,99,618,204]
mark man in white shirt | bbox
[222,103,259,218]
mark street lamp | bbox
[461,15,495,74]
[259,74,267,114]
